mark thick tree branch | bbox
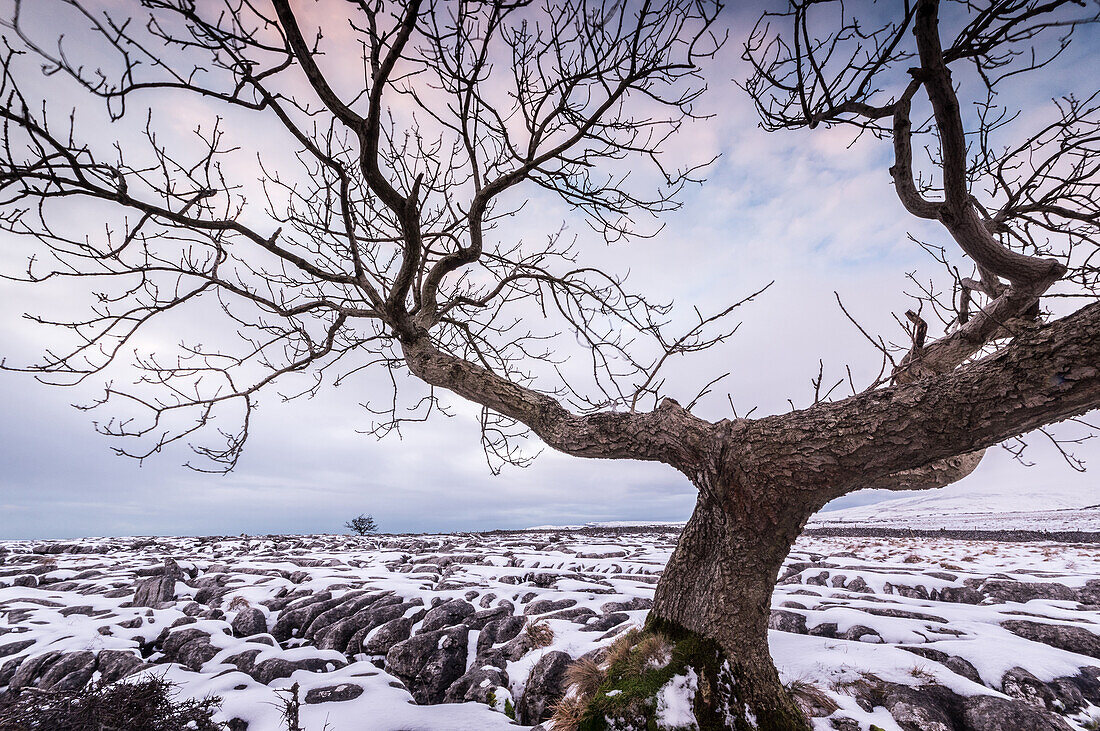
[750,301,1100,499]
[857,449,983,492]
[889,85,940,220]
[400,333,714,473]
[913,0,1066,288]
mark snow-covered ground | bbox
[2,529,1100,730]
[811,492,1100,532]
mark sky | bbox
[0,0,1097,539]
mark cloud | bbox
[0,0,1096,540]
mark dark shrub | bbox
[0,675,224,731]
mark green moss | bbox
[575,618,810,731]
[576,621,725,731]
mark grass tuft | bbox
[227,595,251,612]
[525,619,555,648]
[787,679,840,718]
[549,691,590,731]
[563,657,606,701]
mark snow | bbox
[813,488,1100,531]
[526,521,687,530]
[2,528,1100,729]
[654,667,699,729]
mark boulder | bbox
[1001,620,1100,660]
[271,594,346,641]
[544,606,598,624]
[1067,666,1100,705]
[1002,667,1062,711]
[133,575,177,606]
[344,600,422,654]
[175,638,220,671]
[884,582,929,600]
[768,609,807,635]
[844,576,871,593]
[935,585,984,604]
[600,597,653,613]
[877,684,953,731]
[1078,579,1100,605]
[250,656,344,685]
[980,580,1076,603]
[0,656,24,687]
[6,651,62,691]
[361,617,414,655]
[315,610,384,653]
[900,647,982,686]
[808,622,838,638]
[304,683,365,704]
[464,606,510,630]
[580,612,629,632]
[303,591,381,639]
[524,599,577,616]
[133,559,184,606]
[444,665,509,704]
[224,649,262,674]
[517,650,572,724]
[0,639,35,659]
[231,607,268,638]
[385,626,469,704]
[160,627,210,660]
[961,695,1073,731]
[36,651,96,691]
[420,599,475,632]
[477,616,526,654]
[844,625,882,643]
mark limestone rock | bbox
[385,626,469,704]
[517,650,571,725]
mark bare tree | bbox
[1,0,1098,726]
[345,513,378,535]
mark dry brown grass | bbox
[601,627,641,671]
[908,663,937,683]
[562,657,605,700]
[631,632,672,672]
[548,692,589,731]
[830,672,887,711]
[787,679,840,718]
[227,595,251,611]
[525,619,555,648]
[548,629,677,730]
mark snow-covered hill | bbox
[812,485,1100,531]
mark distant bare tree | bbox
[345,514,378,536]
[1,0,1097,725]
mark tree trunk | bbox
[651,479,816,730]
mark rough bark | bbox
[859,449,984,492]
[652,486,814,729]
[743,300,1100,502]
